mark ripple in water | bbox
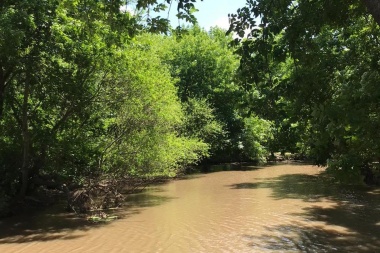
[1,164,380,252]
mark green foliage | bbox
[182,98,225,155]
[159,26,254,162]
[99,37,208,177]
[0,0,208,205]
[135,0,203,32]
[229,0,380,183]
[241,115,273,162]
[326,155,365,185]
[0,0,118,194]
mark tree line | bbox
[1,0,380,216]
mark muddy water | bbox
[1,164,380,252]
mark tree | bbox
[182,98,226,155]
[0,0,207,210]
[98,34,208,178]
[1,0,143,198]
[228,0,380,183]
[157,26,250,162]
[241,115,272,162]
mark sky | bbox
[164,0,248,30]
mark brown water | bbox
[1,164,380,252]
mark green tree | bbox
[228,0,380,183]
[182,98,225,156]
[159,26,248,162]
[0,0,207,210]
[99,35,208,178]
[241,115,272,162]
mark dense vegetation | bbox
[1,0,380,216]
[0,0,270,216]
[228,0,380,184]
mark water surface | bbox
[1,164,380,252]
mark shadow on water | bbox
[175,174,205,181]
[229,173,380,252]
[0,191,174,244]
[198,161,271,173]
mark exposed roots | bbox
[63,175,169,214]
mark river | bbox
[1,163,380,252]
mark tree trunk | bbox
[362,0,380,26]
[19,133,31,198]
[0,67,7,119]
[0,65,14,119]
[18,72,31,199]
[0,82,4,119]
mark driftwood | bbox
[62,184,92,213]
[61,175,169,213]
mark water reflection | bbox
[0,206,93,244]
[124,192,175,208]
[0,191,174,245]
